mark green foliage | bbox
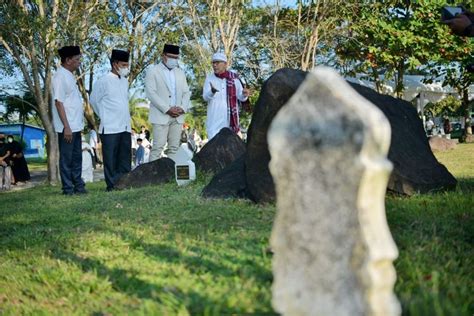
[336,1,473,96]
[1,91,38,123]
[129,97,150,132]
[424,95,464,117]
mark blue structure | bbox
[0,123,46,159]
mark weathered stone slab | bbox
[201,154,248,199]
[115,157,175,189]
[245,68,456,201]
[193,128,246,174]
[268,67,400,316]
[429,136,457,152]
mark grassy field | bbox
[0,144,473,315]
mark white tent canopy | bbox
[346,74,474,113]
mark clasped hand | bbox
[166,106,184,118]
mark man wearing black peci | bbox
[90,49,132,191]
[51,45,86,195]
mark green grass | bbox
[26,161,47,172]
[1,145,473,315]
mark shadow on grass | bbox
[457,177,474,194]
[113,229,274,284]
[50,248,235,314]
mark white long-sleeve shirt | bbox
[90,72,131,134]
[202,72,247,140]
[51,66,84,133]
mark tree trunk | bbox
[46,129,59,184]
[37,99,59,184]
[395,60,405,98]
[462,88,472,135]
[20,115,26,143]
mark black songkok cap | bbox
[163,44,180,55]
[111,49,130,62]
[58,46,81,58]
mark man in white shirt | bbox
[51,45,86,195]
[202,52,250,140]
[145,44,191,161]
[90,49,132,191]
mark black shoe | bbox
[63,191,74,196]
[106,187,115,192]
[74,189,88,195]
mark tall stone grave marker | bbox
[268,67,401,316]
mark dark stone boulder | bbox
[244,68,456,202]
[245,69,308,203]
[201,154,248,199]
[115,157,175,189]
[193,128,246,174]
[352,83,457,195]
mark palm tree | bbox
[129,96,150,132]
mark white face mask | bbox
[165,58,178,69]
[7,138,13,143]
[118,67,130,77]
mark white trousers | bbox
[150,119,182,162]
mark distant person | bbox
[145,44,191,161]
[6,135,30,184]
[131,128,138,165]
[90,49,132,191]
[81,135,94,183]
[0,134,12,190]
[88,127,101,168]
[443,118,451,135]
[426,118,434,136]
[51,45,86,195]
[135,138,145,167]
[202,52,250,140]
[443,10,474,37]
[138,125,150,142]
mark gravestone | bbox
[245,69,308,203]
[244,68,456,202]
[429,136,457,152]
[193,128,246,174]
[173,144,196,186]
[114,157,175,190]
[201,154,247,199]
[268,67,400,316]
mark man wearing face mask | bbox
[145,44,191,161]
[202,52,250,141]
[90,49,132,191]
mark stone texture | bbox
[465,134,474,143]
[245,69,308,203]
[429,136,457,152]
[352,83,457,195]
[201,154,248,199]
[245,68,456,201]
[268,67,400,316]
[114,157,175,189]
[193,128,246,174]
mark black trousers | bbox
[101,132,131,190]
[58,131,85,194]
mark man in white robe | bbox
[202,52,250,140]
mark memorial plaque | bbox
[176,165,190,180]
